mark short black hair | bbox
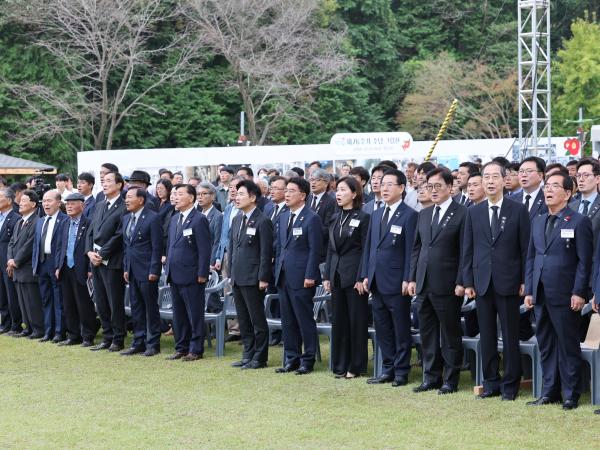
[507,162,520,172]
[238,166,254,177]
[220,166,235,175]
[381,169,407,187]
[269,176,287,185]
[576,158,600,176]
[349,166,370,184]
[127,186,147,203]
[426,168,454,186]
[101,163,119,173]
[78,172,95,185]
[9,182,27,192]
[236,179,262,201]
[520,156,546,174]
[55,173,69,182]
[468,172,482,181]
[21,189,39,204]
[491,156,510,167]
[290,167,304,177]
[379,160,398,169]
[286,177,311,198]
[417,161,436,174]
[545,172,574,193]
[370,164,388,176]
[566,160,579,168]
[267,168,280,176]
[309,161,321,168]
[174,183,197,202]
[545,163,569,177]
[189,176,201,183]
[459,161,479,175]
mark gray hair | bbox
[311,168,331,182]
[197,181,216,196]
[0,188,15,202]
[284,170,299,179]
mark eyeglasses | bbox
[284,189,300,194]
[426,183,446,191]
[309,178,325,183]
[269,186,285,191]
[542,183,567,192]
[518,169,540,175]
[380,182,400,189]
[575,172,595,180]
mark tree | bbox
[397,52,517,140]
[182,0,354,145]
[1,0,201,151]
[552,18,600,138]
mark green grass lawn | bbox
[1,333,597,449]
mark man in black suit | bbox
[570,158,600,250]
[408,168,467,394]
[196,182,223,269]
[463,161,531,400]
[362,165,386,215]
[0,188,22,334]
[86,172,127,352]
[453,162,478,207]
[307,168,336,261]
[128,170,160,212]
[236,167,269,211]
[228,180,273,369]
[121,187,163,356]
[77,172,96,219]
[55,193,97,347]
[7,190,43,338]
[510,156,548,220]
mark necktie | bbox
[176,214,184,238]
[380,206,390,236]
[287,213,296,238]
[311,196,318,211]
[375,200,382,210]
[545,215,557,244]
[238,215,247,241]
[127,214,136,240]
[582,200,590,216]
[461,195,466,205]
[40,216,50,262]
[490,205,500,238]
[431,205,441,235]
[66,219,78,268]
[271,204,279,221]
[524,194,531,211]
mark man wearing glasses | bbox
[510,156,548,220]
[569,158,600,250]
[524,172,592,410]
[307,168,336,262]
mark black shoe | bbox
[392,377,408,387]
[29,333,44,340]
[438,384,458,395]
[6,331,17,337]
[334,373,347,379]
[0,327,9,334]
[275,364,300,373]
[181,352,203,361]
[294,366,313,375]
[413,382,442,393]
[38,334,52,342]
[594,408,600,415]
[225,334,241,342]
[58,339,82,346]
[562,399,578,410]
[143,348,160,357]
[166,352,187,360]
[501,393,517,401]
[14,330,31,338]
[477,390,501,399]
[109,343,124,352]
[526,396,562,406]
[241,361,267,370]
[231,359,250,368]
[366,375,394,384]
[120,346,145,356]
[81,340,94,348]
[90,341,111,351]
[52,335,64,344]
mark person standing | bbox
[524,173,592,411]
[196,182,223,269]
[323,177,370,378]
[228,180,273,369]
[274,178,323,375]
[462,161,530,400]
[453,162,478,207]
[307,168,336,261]
[511,156,548,220]
[408,168,467,395]
[164,184,211,361]
[77,172,96,219]
[55,193,97,347]
[121,187,163,357]
[362,165,386,215]
[86,172,127,352]
[0,188,22,335]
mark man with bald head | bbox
[33,190,67,343]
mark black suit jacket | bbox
[307,192,336,260]
[227,208,273,286]
[83,196,96,219]
[453,192,472,207]
[56,215,91,285]
[508,189,547,221]
[569,194,600,252]
[122,209,163,280]
[85,196,126,269]
[462,199,530,296]
[323,208,370,288]
[410,201,466,295]
[0,210,21,267]
[7,214,39,283]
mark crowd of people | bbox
[1,155,600,413]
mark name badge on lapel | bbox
[246,227,257,236]
[183,228,193,237]
[292,228,303,236]
[390,225,403,235]
[349,219,360,228]
[561,229,574,239]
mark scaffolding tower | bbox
[517,0,553,159]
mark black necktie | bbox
[40,216,50,262]
[287,213,296,238]
[431,205,441,235]
[271,204,279,221]
[461,195,466,205]
[582,200,590,216]
[176,214,184,238]
[375,200,382,210]
[380,206,390,236]
[490,205,499,238]
[127,214,136,240]
[524,194,531,211]
[311,196,318,211]
[238,215,247,241]
[545,215,557,244]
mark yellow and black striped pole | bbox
[424,98,459,162]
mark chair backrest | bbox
[313,293,332,322]
[158,286,173,310]
[264,294,279,319]
[584,313,600,349]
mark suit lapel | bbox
[529,190,545,219]
[132,211,146,240]
[493,201,512,242]
[328,211,339,253]
[285,207,306,247]
[0,212,14,235]
[431,202,457,243]
[175,208,195,244]
[546,209,571,248]
[587,196,600,219]
[481,201,492,243]
[378,204,403,246]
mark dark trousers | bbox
[477,286,522,395]
[16,282,44,335]
[417,292,463,387]
[171,282,206,355]
[60,267,97,341]
[38,257,64,338]
[331,280,368,375]
[129,273,161,350]
[0,267,21,332]
[92,266,125,345]
[232,283,269,363]
[535,283,582,401]
[278,273,317,368]
[371,284,411,378]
